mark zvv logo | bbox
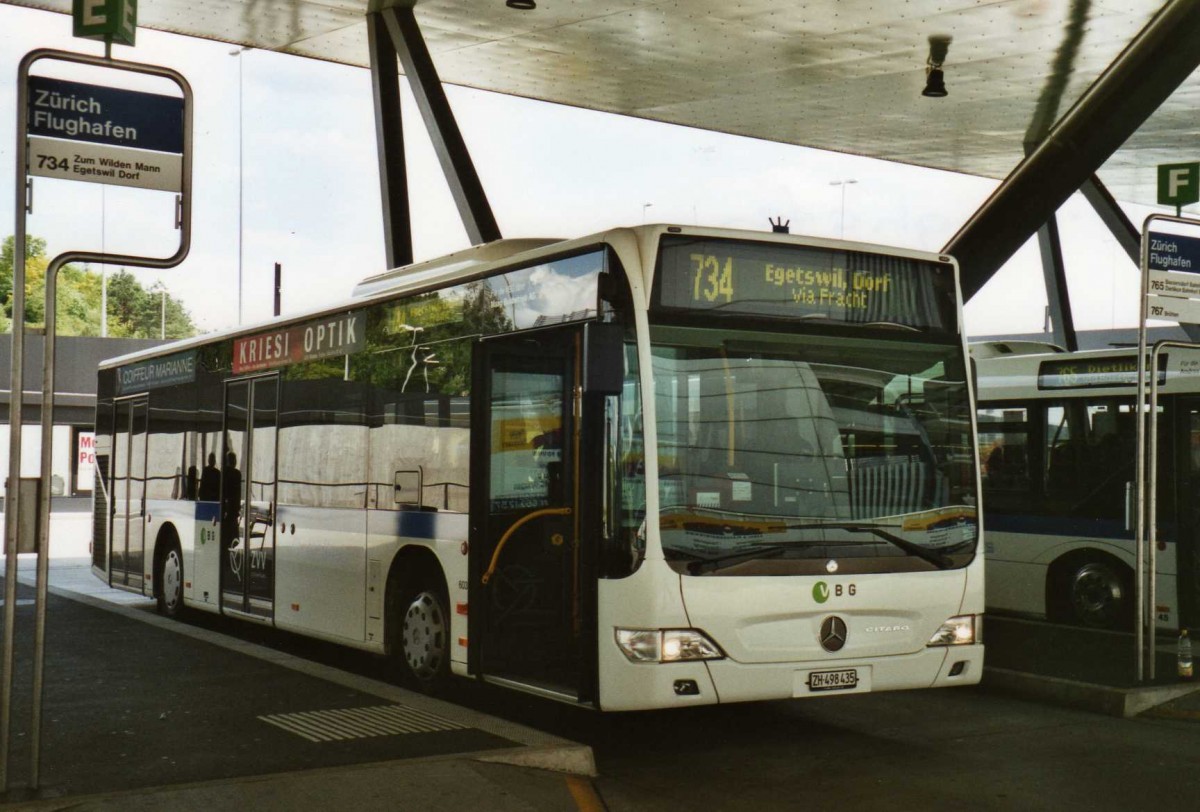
[813,581,830,604]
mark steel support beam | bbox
[379,4,501,246]
[945,0,1200,300]
[1035,214,1078,351]
[368,11,412,269]
[1080,175,1139,266]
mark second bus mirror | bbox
[584,322,625,395]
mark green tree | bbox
[1,235,198,339]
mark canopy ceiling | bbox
[5,0,1195,206]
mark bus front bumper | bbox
[598,643,983,711]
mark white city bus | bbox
[93,225,983,710]
[974,341,1200,632]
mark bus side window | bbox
[978,406,1030,513]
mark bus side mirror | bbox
[584,322,625,395]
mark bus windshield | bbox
[650,324,978,575]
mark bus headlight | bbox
[927,615,979,646]
[615,628,724,663]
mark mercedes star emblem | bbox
[819,616,848,652]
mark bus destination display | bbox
[655,237,954,331]
[1037,355,1167,390]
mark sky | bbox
[0,3,1188,338]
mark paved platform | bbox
[983,614,1200,717]
[0,514,595,810]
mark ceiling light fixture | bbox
[923,34,952,98]
[506,0,536,9]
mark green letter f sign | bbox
[1158,162,1200,209]
[73,0,137,47]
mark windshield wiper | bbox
[779,521,957,569]
[684,544,787,575]
[667,521,963,573]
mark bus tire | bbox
[156,535,185,619]
[389,569,450,692]
[1049,554,1133,631]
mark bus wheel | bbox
[392,576,450,691]
[157,541,185,619]
[1062,558,1132,631]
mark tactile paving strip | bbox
[258,704,468,743]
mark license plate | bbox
[807,668,859,692]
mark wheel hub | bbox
[163,550,182,611]
[402,592,446,680]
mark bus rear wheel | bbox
[391,574,450,692]
[157,541,184,619]
[1051,556,1132,631]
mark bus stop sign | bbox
[1158,162,1200,208]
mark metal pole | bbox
[1135,220,1151,683]
[2,50,36,792]
[100,266,107,337]
[237,50,244,325]
[1145,339,1200,680]
[1139,215,1200,681]
[30,257,61,788]
[100,187,106,337]
[1150,341,1163,681]
[14,48,195,791]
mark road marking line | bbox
[565,774,607,811]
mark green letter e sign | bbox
[813,582,830,604]
[73,0,137,47]
[1158,162,1200,208]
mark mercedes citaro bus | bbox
[92,225,983,710]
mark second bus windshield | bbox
[650,324,978,574]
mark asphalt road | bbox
[13,554,1199,811]
[236,616,1200,812]
[434,674,1200,811]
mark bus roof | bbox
[99,224,959,371]
[974,344,1200,400]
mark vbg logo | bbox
[813,581,858,603]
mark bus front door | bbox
[111,396,148,590]
[470,328,594,700]
[221,375,279,620]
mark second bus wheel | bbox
[1049,554,1133,631]
[390,572,451,691]
[157,538,185,619]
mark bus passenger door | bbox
[1176,397,1200,630]
[469,328,592,699]
[111,396,148,590]
[221,375,279,619]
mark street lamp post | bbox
[642,202,653,224]
[829,179,857,238]
[230,47,251,324]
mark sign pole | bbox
[1,51,34,797]
[1139,212,1200,682]
[6,48,192,794]
[1136,224,1150,682]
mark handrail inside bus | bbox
[480,506,573,586]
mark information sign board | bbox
[1145,294,1200,324]
[28,136,181,192]
[27,76,183,153]
[1146,232,1200,273]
